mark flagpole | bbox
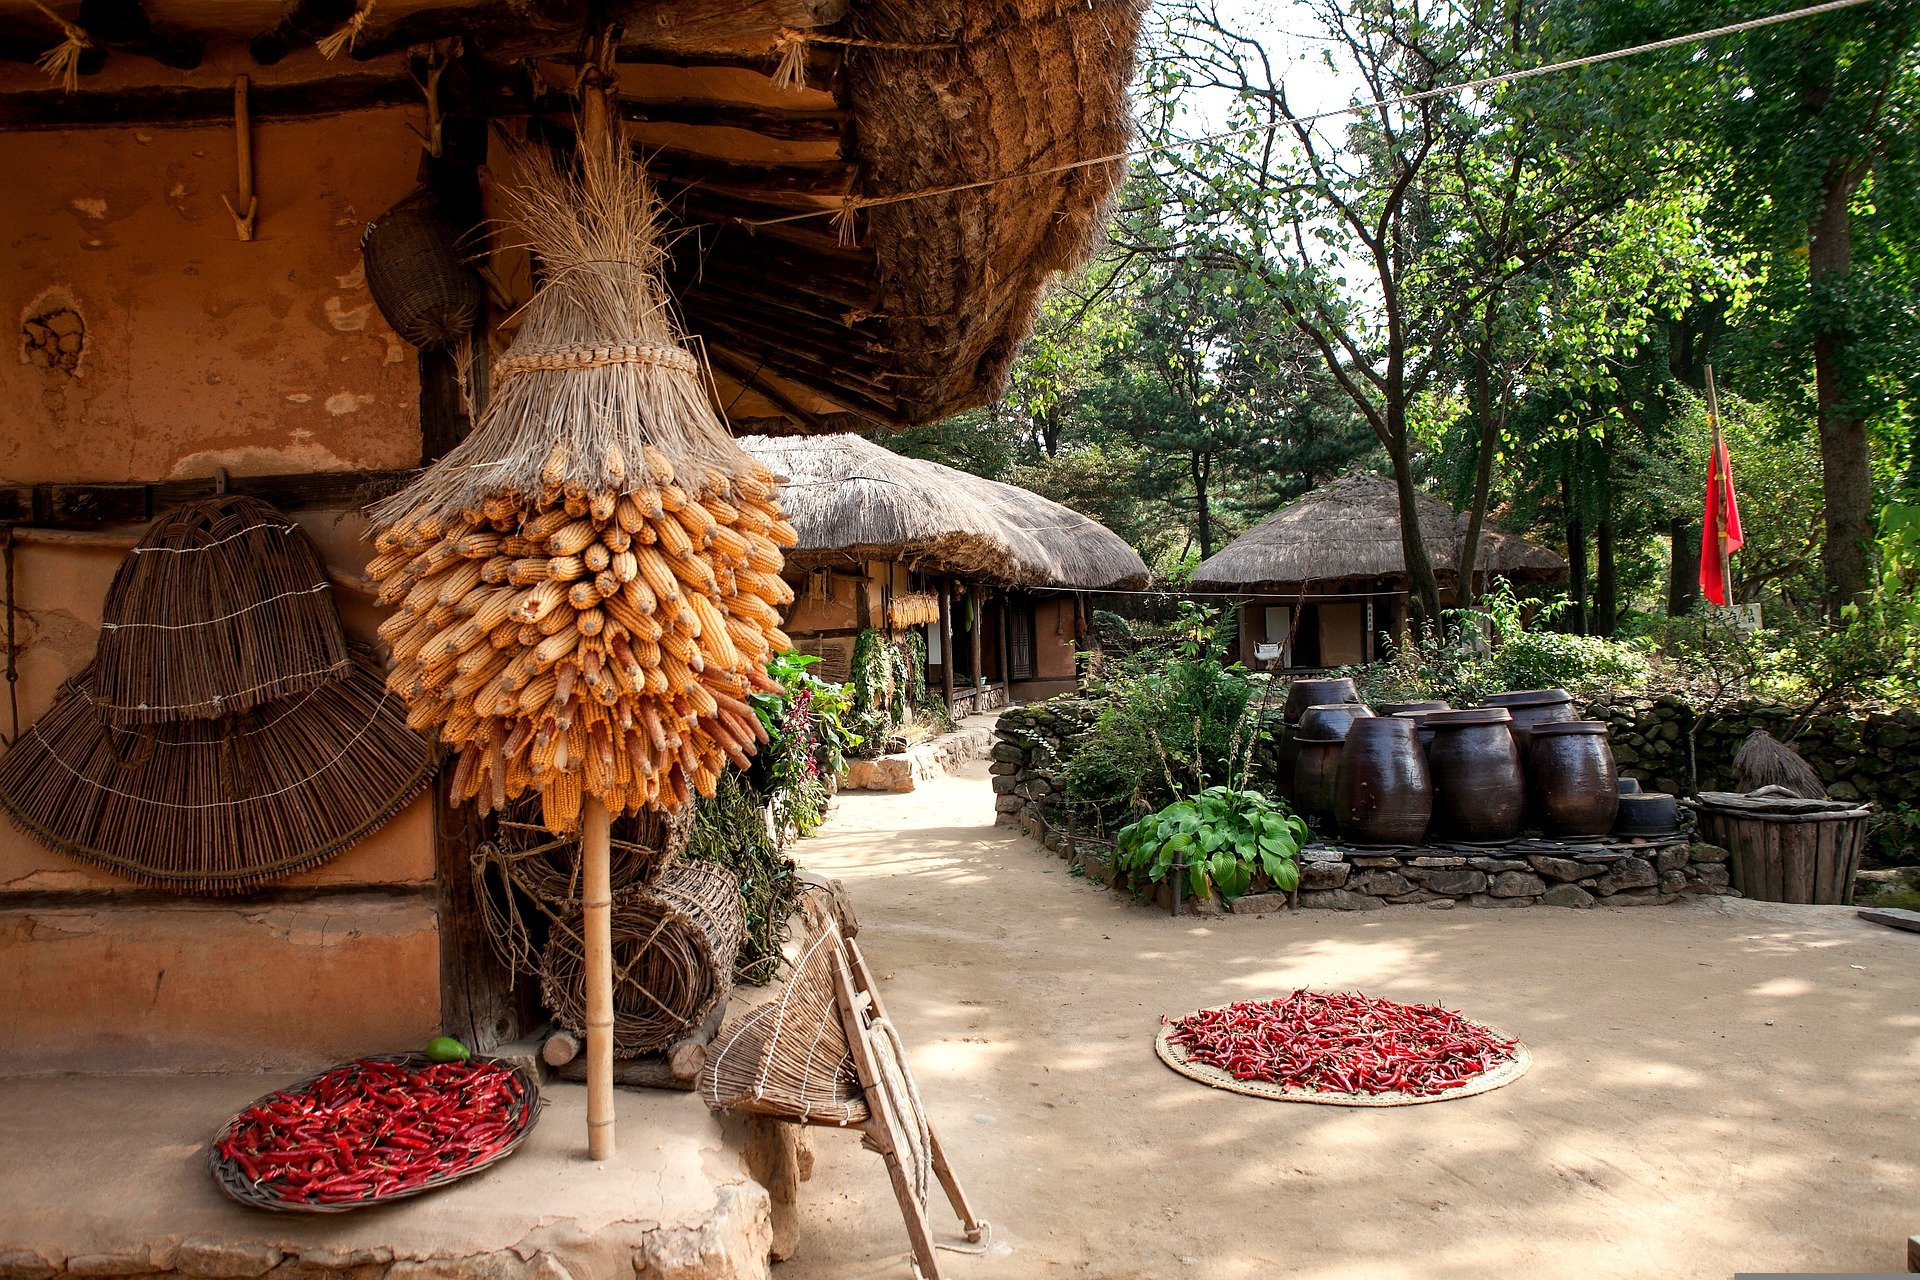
[1705,364,1731,606]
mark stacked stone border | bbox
[992,700,1738,912]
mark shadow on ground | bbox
[780,760,1919,1280]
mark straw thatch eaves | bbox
[741,433,1148,590]
[1189,473,1566,592]
[0,0,1144,434]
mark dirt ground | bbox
[780,759,1919,1280]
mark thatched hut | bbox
[0,0,1143,1089]
[1190,473,1566,670]
[743,433,1147,712]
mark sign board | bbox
[1254,642,1281,661]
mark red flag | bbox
[1698,429,1744,606]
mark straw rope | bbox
[25,0,90,92]
[492,342,700,378]
[540,860,743,1055]
[316,0,377,59]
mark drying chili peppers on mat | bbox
[1163,990,1517,1097]
[211,1055,537,1208]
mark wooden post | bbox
[938,580,955,711]
[582,796,616,1159]
[998,592,1014,700]
[968,587,984,708]
[578,50,618,1165]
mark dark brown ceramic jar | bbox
[1425,707,1525,841]
[1393,709,1442,751]
[1527,720,1619,837]
[1374,699,1449,718]
[1335,716,1431,845]
[1282,677,1360,724]
[1296,702,1374,740]
[1483,688,1574,754]
[1291,736,1344,821]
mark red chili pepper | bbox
[1169,991,1514,1097]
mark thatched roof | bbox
[0,0,1143,434]
[1189,472,1566,592]
[740,432,1148,589]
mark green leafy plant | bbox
[747,650,859,837]
[1062,604,1274,820]
[1115,786,1307,901]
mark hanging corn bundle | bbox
[887,592,939,629]
[364,134,798,837]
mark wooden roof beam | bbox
[0,73,421,130]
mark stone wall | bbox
[992,698,1733,912]
[1586,695,1919,812]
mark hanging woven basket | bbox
[361,188,483,351]
[0,651,434,894]
[91,494,349,727]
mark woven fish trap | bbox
[702,911,867,1126]
[0,651,434,894]
[497,800,691,908]
[540,859,743,1056]
[90,495,349,726]
[468,802,691,976]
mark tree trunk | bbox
[1562,455,1588,636]
[1667,517,1700,616]
[1191,453,1214,560]
[1456,341,1500,610]
[1388,429,1444,634]
[1595,421,1618,636]
[1809,157,1873,614]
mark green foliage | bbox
[1115,787,1307,902]
[749,650,857,836]
[1347,582,1650,703]
[1064,605,1276,818]
[685,769,798,985]
[1866,805,1920,870]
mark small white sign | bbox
[1254,643,1281,661]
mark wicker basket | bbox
[361,189,483,350]
[702,908,867,1126]
[206,1053,543,1213]
[541,860,744,1056]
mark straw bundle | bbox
[365,137,797,834]
[90,495,349,726]
[0,651,432,894]
[540,860,744,1056]
[702,912,867,1126]
[1734,730,1826,800]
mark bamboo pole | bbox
[579,46,617,1165]
[582,795,616,1159]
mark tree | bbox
[1570,0,1920,612]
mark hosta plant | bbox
[1115,786,1307,901]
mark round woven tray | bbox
[206,1053,543,1213]
[1153,1015,1530,1107]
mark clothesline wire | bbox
[738,0,1872,232]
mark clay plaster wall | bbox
[0,112,442,1071]
[1032,599,1077,681]
[2,109,423,483]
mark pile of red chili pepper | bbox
[215,1057,530,1204]
[1165,990,1516,1097]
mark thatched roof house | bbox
[1191,473,1565,670]
[1,0,1143,435]
[742,433,1148,590]
[741,433,1146,710]
[1191,473,1565,592]
[0,0,1146,1102]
